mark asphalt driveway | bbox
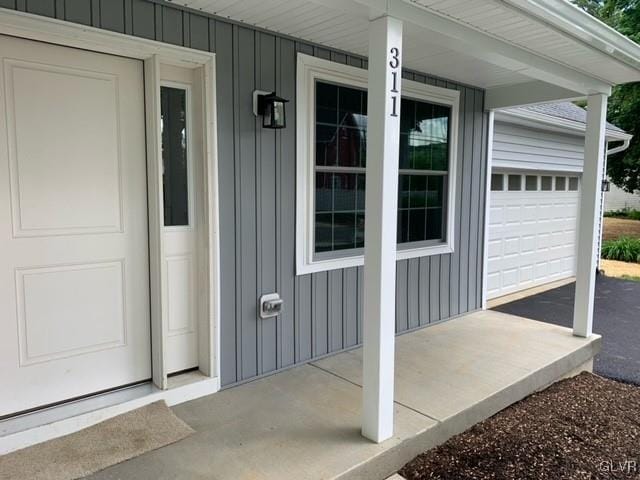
[493,275,640,384]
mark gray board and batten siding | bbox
[1,0,489,387]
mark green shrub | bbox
[629,210,640,221]
[601,237,640,263]
[604,208,640,220]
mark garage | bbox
[486,104,631,301]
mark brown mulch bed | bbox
[603,217,640,241]
[400,373,640,480]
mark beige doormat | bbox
[0,401,194,480]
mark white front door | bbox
[0,36,150,416]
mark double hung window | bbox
[296,54,459,274]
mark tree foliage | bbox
[573,0,640,192]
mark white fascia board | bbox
[485,81,585,110]
[349,0,613,94]
[504,0,640,75]
[494,109,633,142]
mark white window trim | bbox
[296,53,459,275]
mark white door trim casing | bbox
[481,111,495,310]
[0,4,220,431]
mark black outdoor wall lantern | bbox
[253,90,289,129]
[601,179,611,192]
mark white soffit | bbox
[176,0,640,90]
[177,0,532,88]
[407,0,640,85]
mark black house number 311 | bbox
[389,47,400,117]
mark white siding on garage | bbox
[493,122,584,173]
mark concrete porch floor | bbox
[87,310,600,480]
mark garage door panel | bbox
[487,239,502,258]
[537,232,550,249]
[505,205,522,223]
[521,235,536,252]
[522,205,538,221]
[519,265,534,282]
[503,237,520,255]
[502,268,519,289]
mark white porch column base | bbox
[573,93,608,338]
[361,15,403,443]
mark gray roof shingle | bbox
[517,102,626,133]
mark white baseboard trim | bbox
[0,374,219,455]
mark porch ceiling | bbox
[175,0,640,95]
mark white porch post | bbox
[573,93,608,337]
[362,15,403,443]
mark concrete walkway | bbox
[493,275,640,384]
[86,310,600,480]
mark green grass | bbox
[601,237,640,263]
[604,208,640,221]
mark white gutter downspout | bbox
[607,137,631,156]
[596,137,632,270]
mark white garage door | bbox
[486,172,580,300]
[0,36,150,416]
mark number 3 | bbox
[389,47,399,69]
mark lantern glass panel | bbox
[272,100,286,128]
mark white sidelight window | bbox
[296,54,459,274]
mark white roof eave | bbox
[495,109,633,142]
[504,0,640,73]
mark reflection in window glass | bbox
[313,80,451,254]
[541,176,553,191]
[568,177,579,191]
[555,176,566,191]
[508,175,522,191]
[491,174,503,191]
[161,86,189,226]
[397,98,448,246]
[525,175,538,191]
